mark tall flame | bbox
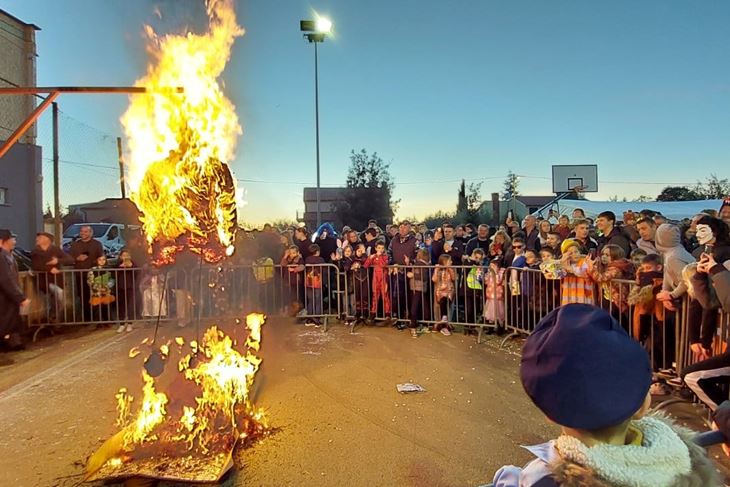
[121,0,243,264]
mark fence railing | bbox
[19,262,730,379]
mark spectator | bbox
[537,220,552,249]
[455,225,469,245]
[654,213,668,226]
[489,230,511,266]
[432,224,464,265]
[559,239,595,305]
[343,230,361,250]
[464,248,486,326]
[87,255,115,323]
[681,254,730,412]
[304,243,325,326]
[31,232,73,322]
[635,217,658,255]
[69,225,105,321]
[656,224,696,311]
[432,253,456,336]
[464,223,476,240]
[484,257,506,326]
[464,224,491,259]
[629,248,648,268]
[491,304,718,487]
[544,231,563,258]
[522,215,540,251]
[364,241,392,323]
[629,253,664,342]
[587,244,635,323]
[293,227,312,259]
[571,207,585,220]
[554,214,571,240]
[571,218,598,256]
[596,211,632,257]
[347,243,370,325]
[389,221,417,328]
[281,245,305,316]
[0,228,29,359]
[313,223,339,263]
[406,248,432,337]
[622,211,641,243]
[720,198,730,227]
[362,228,379,256]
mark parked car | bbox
[61,223,137,258]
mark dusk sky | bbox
[3,0,729,225]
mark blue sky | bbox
[3,0,729,224]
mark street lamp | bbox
[300,16,333,228]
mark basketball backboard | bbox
[552,165,598,193]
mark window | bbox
[107,226,119,240]
[0,188,6,205]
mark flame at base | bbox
[87,314,267,483]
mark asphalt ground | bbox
[0,320,727,486]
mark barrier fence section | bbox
[502,266,730,379]
[19,263,342,335]
[340,264,501,340]
[19,262,730,382]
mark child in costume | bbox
[87,255,115,322]
[364,241,391,320]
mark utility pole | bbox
[52,102,61,241]
[116,137,126,199]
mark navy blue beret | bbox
[520,304,652,430]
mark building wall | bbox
[0,142,43,248]
[0,10,38,144]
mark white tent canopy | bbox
[533,199,724,222]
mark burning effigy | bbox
[121,0,242,265]
[85,0,267,482]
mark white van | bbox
[61,223,136,258]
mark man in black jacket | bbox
[596,211,632,257]
[0,229,30,362]
[523,215,540,251]
[464,224,491,261]
[388,221,418,327]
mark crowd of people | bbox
[1,198,729,367]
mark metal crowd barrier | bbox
[19,263,342,338]
[338,264,502,342]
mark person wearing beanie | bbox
[491,304,719,487]
[558,239,595,306]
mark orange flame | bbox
[121,0,243,264]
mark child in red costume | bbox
[364,241,391,317]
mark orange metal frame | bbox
[0,86,183,159]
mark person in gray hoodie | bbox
[656,224,696,311]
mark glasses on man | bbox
[512,245,523,250]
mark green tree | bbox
[502,171,520,200]
[693,174,730,199]
[656,186,702,201]
[336,149,397,230]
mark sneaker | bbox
[125,324,133,332]
[395,322,407,331]
[410,328,418,338]
[116,324,126,333]
[304,319,316,327]
[440,328,452,336]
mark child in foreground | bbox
[491,304,718,487]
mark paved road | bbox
[0,320,554,487]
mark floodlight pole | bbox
[313,40,321,228]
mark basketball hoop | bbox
[570,185,587,193]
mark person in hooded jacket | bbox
[313,223,339,264]
[656,224,696,311]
